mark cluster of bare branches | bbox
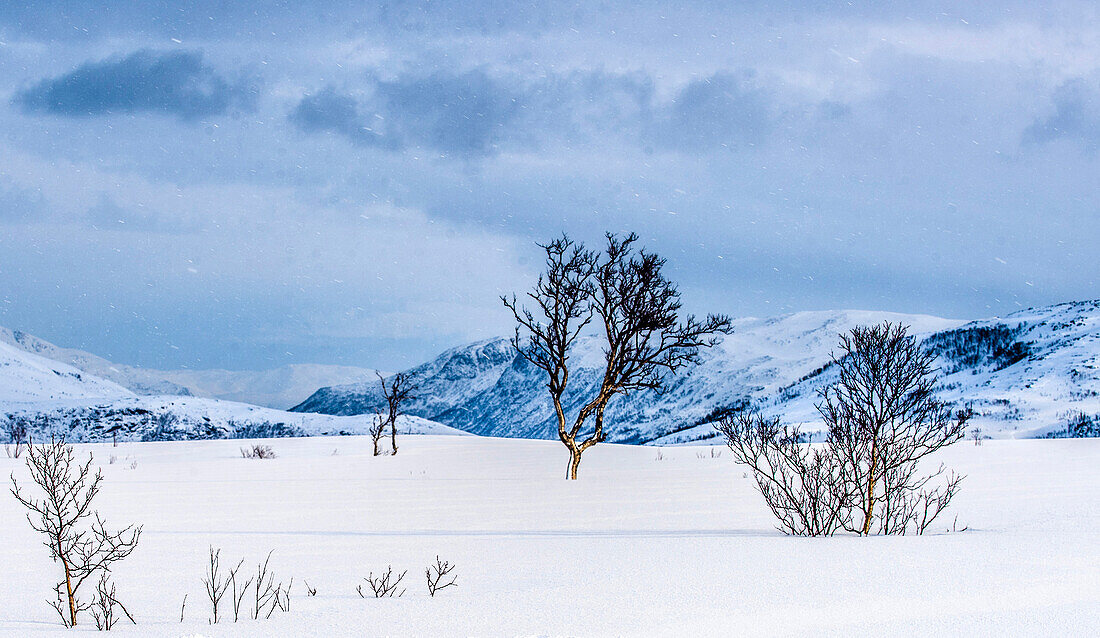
[425,556,457,597]
[240,444,276,459]
[717,323,971,536]
[202,547,292,624]
[9,439,142,627]
[358,565,407,598]
[505,233,731,478]
[716,412,848,536]
[370,372,416,456]
[357,557,458,599]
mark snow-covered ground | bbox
[2,435,1097,636]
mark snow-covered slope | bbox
[294,301,1100,443]
[749,299,1100,441]
[2,395,463,443]
[0,327,378,408]
[3,435,1097,635]
[0,339,134,402]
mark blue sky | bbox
[0,1,1097,371]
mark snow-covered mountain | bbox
[0,330,454,443]
[292,301,1100,443]
[0,327,378,409]
[0,339,134,402]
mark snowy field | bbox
[1,435,1098,636]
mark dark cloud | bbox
[291,70,520,156]
[648,72,775,151]
[1023,76,1100,150]
[291,69,789,158]
[15,49,255,121]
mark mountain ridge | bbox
[292,301,1100,442]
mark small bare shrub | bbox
[717,322,972,537]
[240,444,276,460]
[425,556,457,597]
[251,551,291,619]
[202,546,233,624]
[203,548,292,622]
[304,581,317,597]
[90,574,135,630]
[229,560,253,622]
[358,565,407,598]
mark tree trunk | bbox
[860,473,876,535]
[567,447,582,480]
[861,440,879,535]
[62,555,77,626]
[390,420,398,456]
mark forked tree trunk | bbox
[860,441,880,535]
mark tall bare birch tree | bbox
[505,233,731,479]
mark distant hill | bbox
[0,327,378,409]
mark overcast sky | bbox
[0,1,1097,371]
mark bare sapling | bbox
[358,565,407,598]
[376,371,415,456]
[368,414,387,457]
[505,233,731,479]
[10,438,142,627]
[425,556,457,596]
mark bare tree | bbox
[376,371,415,456]
[425,556,457,596]
[715,410,848,536]
[9,439,142,627]
[818,322,972,535]
[505,233,732,479]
